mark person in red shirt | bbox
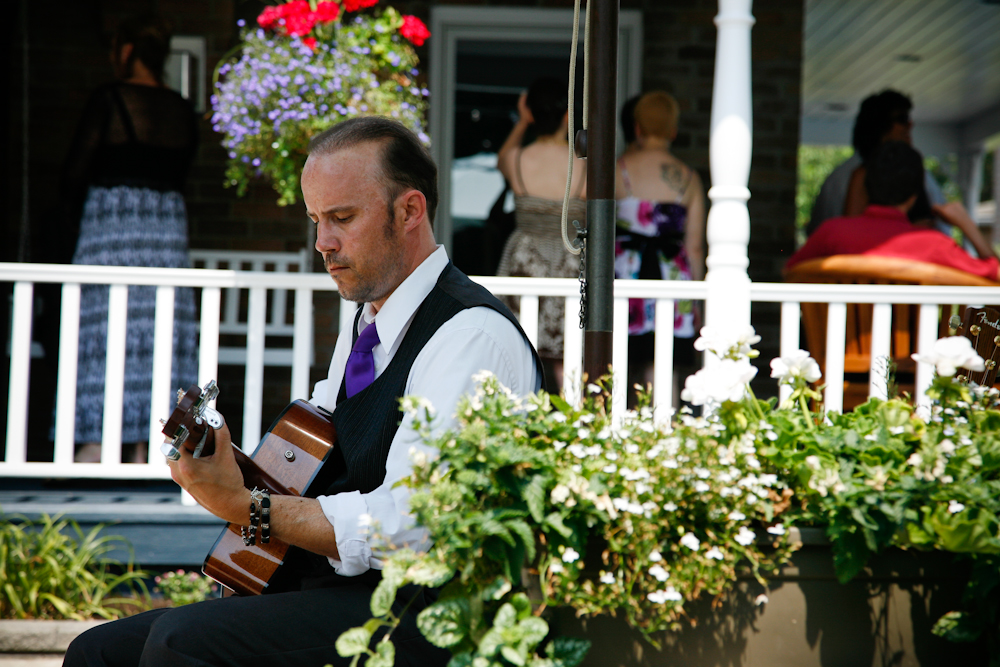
[787,141,1000,282]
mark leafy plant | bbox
[332,326,1000,664]
[0,514,149,620]
[211,0,430,206]
[154,569,217,606]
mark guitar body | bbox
[160,383,340,598]
[202,399,339,596]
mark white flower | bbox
[551,485,571,503]
[912,336,985,377]
[648,590,669,604]
[770,349,821,383]
[754,594,769,606]
[471,369,495,383]
[735,526,756,546]
[599,572,616,585]
[728,510,746,521]
[562,548,580,563]
[767,524,786,536]
[408,446,429,468]
[649,550,663,562]
[550,412,567,423]
[680,533,701,551]
[553,440,567,451]
[550,561,564,574]
[602,464,618,474]
[705,547,724,560]
[694,325,760,359]
[805,455,821,470]
[648,587,683,604]
[648,564,670,581]
[680,359,759,406]
[889,426,905,435]
[587,383,603,394]
[662,502,678,512]
[694,481,710,493]
[402,395,437,417]
[948,500,966,514]
[940,440,956,455]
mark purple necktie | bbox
[345,321,380,398]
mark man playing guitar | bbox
[65,117,542,667]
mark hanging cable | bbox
[560,0,589,255]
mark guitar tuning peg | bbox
[176,388,185,404]
[949,314,961,330]
[159,418,167,426]
[971,325,982,335]
[994,335,1000,346]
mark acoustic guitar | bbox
[952,306,1000,387]
[161,381,339,596]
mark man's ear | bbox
[398,189,427,232]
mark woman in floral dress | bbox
[615,91,706,399]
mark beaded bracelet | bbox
[241,487,267,546]
[259,489,271,544]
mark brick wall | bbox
[6,0,803,448]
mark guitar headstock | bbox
[954,307,1000,387]
[161,380,223,459]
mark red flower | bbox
[342,0,378,12]
[313,1,341,23]
[399,15,430,47]
[257,5,283,29]
[282,0,317,36]
[303,37,317,50]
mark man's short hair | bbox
[852,89,912,160]
[864,141,924,207]
[308,117,439,223]
[634,91,680,140]
[526,77,569,137]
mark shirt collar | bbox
[358,245,449,356]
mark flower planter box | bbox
[551,528,989,667]
[0,619,106,666]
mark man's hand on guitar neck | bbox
[167,419,342,560]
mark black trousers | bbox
[64,581,450,667]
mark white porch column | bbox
[704,0,755,333]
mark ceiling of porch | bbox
[800,0,1000,152]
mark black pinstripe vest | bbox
[322,262,543,496]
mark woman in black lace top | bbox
[62,14,199,463]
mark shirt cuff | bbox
[317,491,373,576]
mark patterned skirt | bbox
[69,185,199,443]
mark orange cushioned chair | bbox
[783,255,999,410]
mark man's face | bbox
[303,142,407,307]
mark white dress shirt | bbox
[310,246,540,575]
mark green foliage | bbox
[212,6,429,206]
[0,514,149,620]
[796,144,854,239]
[334,333,1000,664]
[154,569,217,606]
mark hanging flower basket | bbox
[211,0,431,206]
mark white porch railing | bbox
[4,261,1000,481]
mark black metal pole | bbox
[583,0,618,384]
